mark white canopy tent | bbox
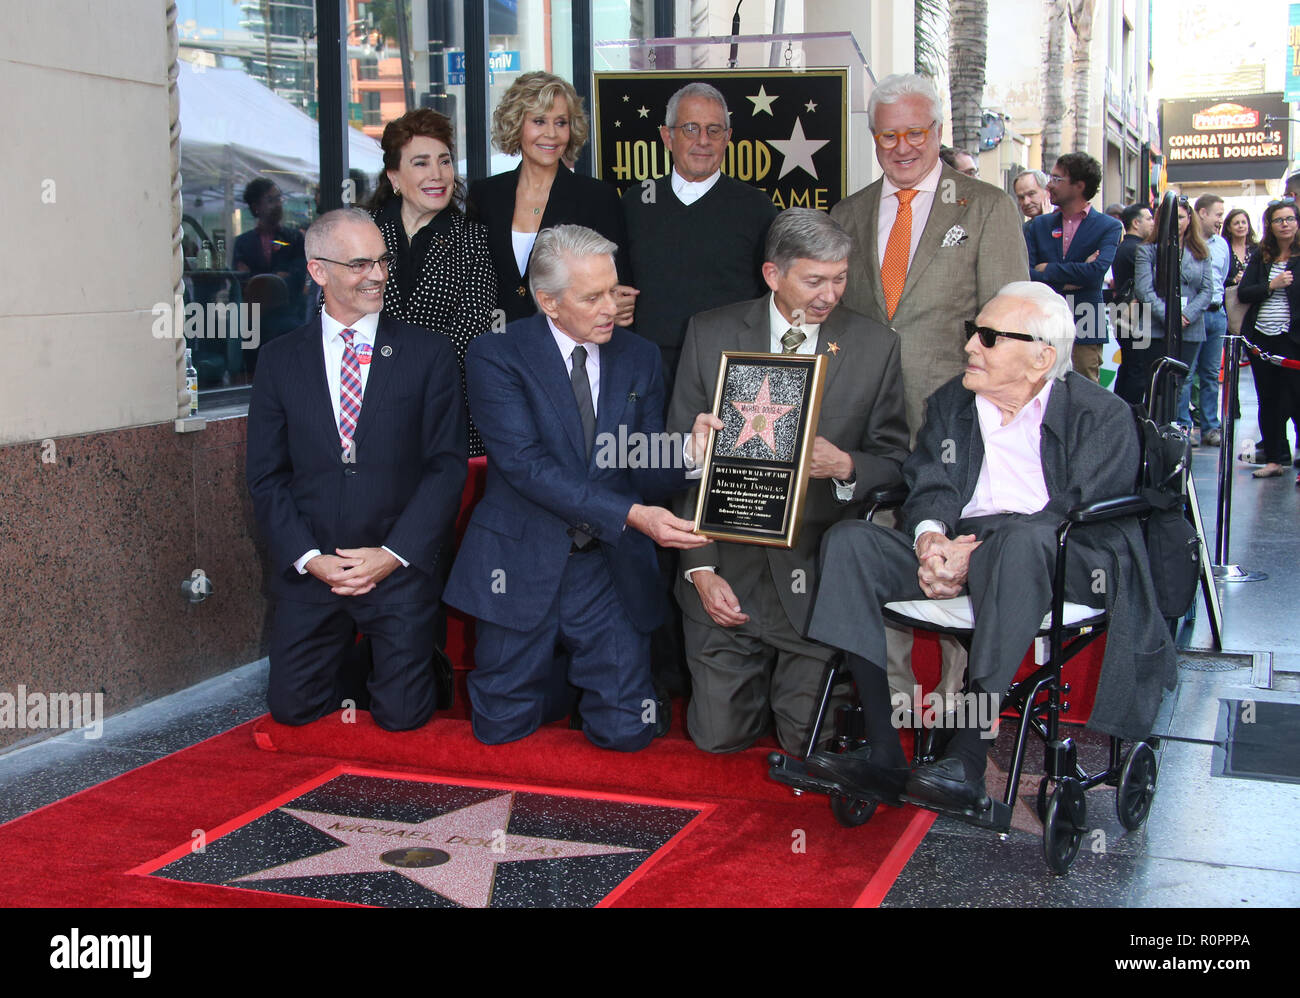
[177,62,385,234]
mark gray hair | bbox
[305,207,376,260]
[665,82,731,128]
[1013,169,1049,191]
[529,224,619,302]
[867,73,944,133]
[765,208,852,273]
[990,281,1076,381]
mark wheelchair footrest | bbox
[900,795,1013,832]
[768,754,843,798]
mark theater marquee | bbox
[593,69,848,210]
[1161,92,1290,183]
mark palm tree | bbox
[1069,0,1097,152]
[1042,0,1068,168]
[915,0,948,78]
[948,0,987,155]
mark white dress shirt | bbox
[547,315,600,414]
[876,159,944,272]
[295,308,406,574]
[671,167,722,206]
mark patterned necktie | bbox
[780,327,806,354]
[339,328,363,455]
[881,188,918,320]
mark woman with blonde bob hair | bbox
[468,71,635,324]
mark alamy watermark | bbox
[152,296,261,350]
[0,685,104,739]
[890,684,998,739]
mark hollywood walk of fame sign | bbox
[694,351,826,548]
[133,768,710,908]
[593,69,848,210]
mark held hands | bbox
[306,547,401,596]
[627,504,709,549]
[690,570,749,627]
[809,436,853,480]
[686,412,724,467]
[613,285,640,327]
[915,532,981,599]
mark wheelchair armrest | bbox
[862,483,910,521]
[867,484,909,507]
[1066,494,1151,524]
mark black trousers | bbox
[268,598,438,731]
[1246,334,1300,463]
[808,515,1105,698]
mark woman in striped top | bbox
[1236,198,1300,480]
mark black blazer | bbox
[467,165,629,322]
[1236,250,1300,345]
[246,314,469,605]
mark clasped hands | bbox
[306,547,400,596]
[914,531,982,599]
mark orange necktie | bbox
[881,188,918,319]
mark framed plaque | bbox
[693,351,826,548]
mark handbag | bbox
[1224,284,1248,335]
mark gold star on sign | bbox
[637,105,650,118]
[827,341,840,355]
[747,85,778,116]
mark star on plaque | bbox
[769,118,830,181]
[731,375,796,453]
[747,85,778,116]
[614,120,621,127]
[622,94,630,102]
[804,99,818,112]
[637,105,650,118]
[232,793,642,908]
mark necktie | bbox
[338,328,363,455]
[570,344,595,458]
[569,344,596,549]
[881,188,918,320]
[780,327,806,354]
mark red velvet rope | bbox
[1242,339,1300,370]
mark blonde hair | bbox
[491,72,589,162]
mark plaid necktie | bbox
[338,328,363,455]
[881,188,918,320]
[781,327,806,353]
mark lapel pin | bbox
[627,391,640,402]
[826,342,840,356]
[380,345,392,358]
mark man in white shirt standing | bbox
[666,208,909,755]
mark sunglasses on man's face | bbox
[964,320,1038,349]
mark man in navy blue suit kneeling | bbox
[444,225,719,751]
[247,208,468,732]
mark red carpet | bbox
[0,713,933,908]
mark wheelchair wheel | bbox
[1116,741,1158,831]
[830,792,878,828]
[1042,781,1086,874]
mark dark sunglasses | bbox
[964,320,1038,349]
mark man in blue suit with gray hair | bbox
[444,225,719,751]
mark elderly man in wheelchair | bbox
[801,281,1178,822]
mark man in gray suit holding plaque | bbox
[666,208,910,755]
[830,72,1029,710]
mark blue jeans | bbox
[1189,309,1226,431]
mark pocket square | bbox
[941,225,968,248]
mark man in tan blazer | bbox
[830,73,1029,708]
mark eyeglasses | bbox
[964,320,1038,349]
[873,122,936,149]
[314,254,393,275]
[1271,215,1298,226]
[1046,174,1068,185]
[668,122,727,139]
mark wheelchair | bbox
[768,379,1191,875]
